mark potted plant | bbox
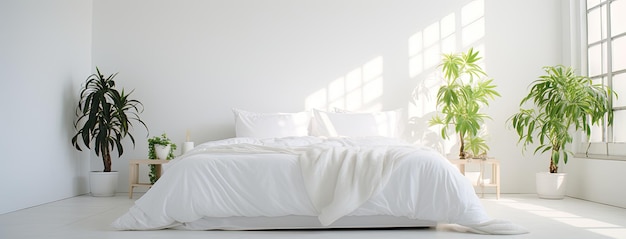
[430,48,500,159]
[148,133,177,184]
[71,67,148,196]
[508,65,614,199]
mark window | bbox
[582,0,626,158]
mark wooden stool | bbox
[448,158,500,199]
[128,159,169,199]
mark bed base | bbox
[174,215,437,230]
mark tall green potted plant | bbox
[72,67,148,196]
[508,65,614,199]
[430,48,500,159]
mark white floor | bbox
[1,194,626,239]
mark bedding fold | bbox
[300,145,403,226]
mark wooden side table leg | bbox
[155,164,162,181]
[495,162,501,200]
[129,162,138,199]
[479,161,485,198]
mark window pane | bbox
[585,0,624,147]
[591,76,604,88]
[612,36,626,71]
[613,73,626,108]
[587,7,604,43]
[611,0,626,37]
[589,77,606,142]
[588,0,604,10]
[589,125,603,142]
[588,44,604,76]
[613,110,626,142]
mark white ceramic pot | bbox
[154,144,171,159]
[90,171,119,197]
[536,172,567,199]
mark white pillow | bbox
[233,108,311,139]
[311,109,401,138]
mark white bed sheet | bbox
[112,136,527,235]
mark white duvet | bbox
[113,136,527,235]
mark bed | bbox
[112,109,528,235]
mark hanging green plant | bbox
[147,133,177,184]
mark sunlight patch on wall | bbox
[462,0,485,48]
[305,56,384,112]
[408,13,457,79]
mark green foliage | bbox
[430,48,500,158]
[71,67,148,172]
[148,133,177,184]
[464,135,489,158]
[508,65,614,173]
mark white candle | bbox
[182,141,194,154]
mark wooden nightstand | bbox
[128,159,169,199]
[448,158,500,199]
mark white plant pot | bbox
[536,172,567,199]
[154,144,171,159]
[90,171,119,197]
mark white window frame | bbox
[576,0,626,160]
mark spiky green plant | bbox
[464,135,489,158]
[430,48,500,159]
[508,65,614,173]
[71,67,148,172]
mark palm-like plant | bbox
[71,68,148,172]
[508,65,614,173]
[430,48,500,159]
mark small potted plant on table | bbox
[148,133,177,184]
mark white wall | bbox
[566,157,626,208]
[0,0,92,214]
[91,0,564,194]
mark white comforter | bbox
[112,136,527,234]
